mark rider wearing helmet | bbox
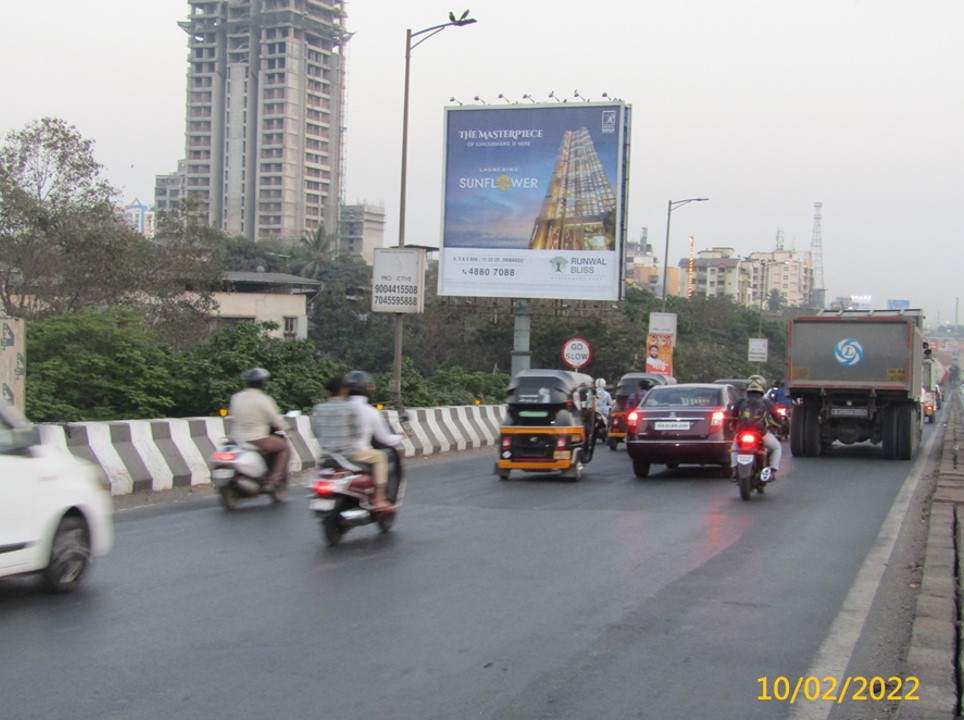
[228,367,290,491]
[730,374,783,482]
[342,371,406,511]
[594,378,613,420]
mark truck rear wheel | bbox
[881,406,897,459]
[790,403,807,457]
[896,404,916,460]
[803,402,822,456]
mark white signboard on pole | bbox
[372,248,426,313]
[649,312,677,346]
[748,338,768,363]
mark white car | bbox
[0,404,113,592]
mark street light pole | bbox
[392,11,477,412]
[661,198,708,312]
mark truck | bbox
[786,309,924,460]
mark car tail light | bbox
[556,436,568,449]
[627,410,640,434]
[213,451,238,462]
[501,436,511,450]
[709,410,725,432]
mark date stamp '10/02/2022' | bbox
[757,676,919,704]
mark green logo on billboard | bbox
[549,257,568,273]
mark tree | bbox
[766,288,787,313]
[0,117,119,317]
[0,118,222,342]
[25,307,178,422]
[291,223,339,280]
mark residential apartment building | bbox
[339,203,385,265]
[163,0,349,243]
[124,200,156,239]
[154,160,186,215]
[677,247,813,308]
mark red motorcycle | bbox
[308,446,404,546]
[734,429,771,501]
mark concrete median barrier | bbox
[39,404,506,496]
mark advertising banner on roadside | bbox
[438,102,631,301]
[0,317,25,413]
[645,333,673,377]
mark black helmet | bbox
[345,370,374,396]
[241,367,270,389]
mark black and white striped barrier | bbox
[38,405,506,496]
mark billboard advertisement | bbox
[645,333,673,377]
[438,102,630,301]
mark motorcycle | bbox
[210,432,292,510]
[774,404,791,440]
[733,428,771,501]
[308,445,405,546]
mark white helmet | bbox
[595,378,607,389]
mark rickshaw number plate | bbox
[655,421,690,430]
[554,450,571,460]
[737,454,754,464]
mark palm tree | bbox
[292,224,338,279]
[766,288,786,313]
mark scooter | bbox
[308,445,405,546]
[733,429,771,501]
[210,430,290,510]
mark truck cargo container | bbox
[786,309,923,459]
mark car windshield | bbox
[642,387,722,408]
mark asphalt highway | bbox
[0,426,940,720]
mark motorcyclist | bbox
[228,367,290,491]
[595,378,613,420]
[343,371,406,512]
[730,374,783,482]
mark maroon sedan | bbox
[625,383,740,478]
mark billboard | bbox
[438,102,631,301]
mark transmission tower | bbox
[809,202,825,309]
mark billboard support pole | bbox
[511,299,532,377]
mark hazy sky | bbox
[2,1,962,325]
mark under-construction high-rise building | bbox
[528,128,617,251]
[165,0,349,242]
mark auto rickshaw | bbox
[607,372,676,450]
[496,369,597,481]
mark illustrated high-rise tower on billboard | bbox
[528,128,617,251]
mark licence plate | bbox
[553,450,571,460]
[211,468,235,485]
[736,454,754,464]
[310,498,336,511]
[655,421,690,430]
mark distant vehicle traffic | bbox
[607,372,676,450]
[625,383,740,478]
[712,378,748,400]
[0,404,113,592]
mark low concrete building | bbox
[214,271,320,340]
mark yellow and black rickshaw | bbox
[496,369,597,481]
[607,372,676,450]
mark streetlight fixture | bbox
[392,10,477,413]
[661,198,708,311]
